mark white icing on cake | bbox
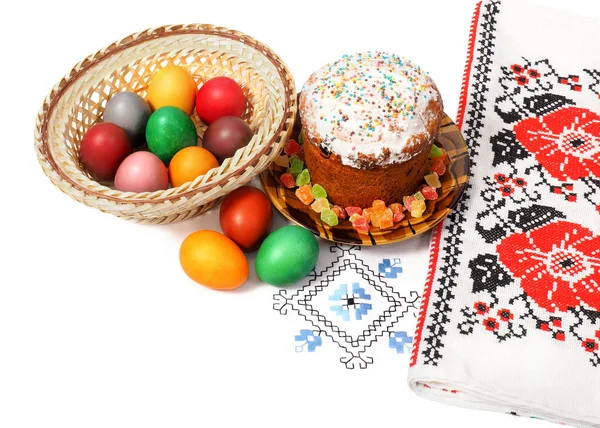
[300,52,441,168]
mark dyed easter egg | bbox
[169,146,219,187]
[202,116,253,163]
[114,151,169,193]
[146,106,197,164]
[255,225,319,286]
[103,91,151,147]
[80,122,132,181]
[219,186,273,252]
[179,230,249,290]
[195,76,246,124]
[146,64,197,114]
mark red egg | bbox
[196,77,246,125]
[219,186,273,252]
[80,122,132,181]
[114,151,169,193]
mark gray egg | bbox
[103,92,152,147]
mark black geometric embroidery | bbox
[274,244,419,369]
[490,129,530,166]
[469,254,512,294]
[494,95,524,123]
[421,0,501,367]
[584,68,600,98]
[507,204,565,231]
[522,93,574,116]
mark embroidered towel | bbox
[408,0,600,426]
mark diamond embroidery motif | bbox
[274,245,419,369]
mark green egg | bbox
[255,225,319,286]
[146,106,197,164]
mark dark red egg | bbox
[80,122,132,181]
[219,186,273,252]
[202,116,253,163]
[195,76,246,125]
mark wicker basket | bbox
[34,24,297,224]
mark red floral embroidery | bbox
[497,220,600,312]
[474,302,489,315]
[497,309,514,321]
[554,332,566,341]
[582,338,599,353]
[483,317,500,331]
[510,64,540,86]
[514,107,600,181]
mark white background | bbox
[1,1,598,427]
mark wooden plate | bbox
[259,113,470,245]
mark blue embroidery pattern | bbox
[378,258,403,278]
[329,283,372,321]
[295,329,322,353]
[389,331,414,354]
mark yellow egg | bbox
[179,230,249,290]
[146,65,197,114]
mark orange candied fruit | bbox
[372,199,387,214]
[380,211,394,229]
[295,185,314,205]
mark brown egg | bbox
[219,186,273,252]
[202,116,253,163]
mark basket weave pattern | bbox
[35,24,297,224]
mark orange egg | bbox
[146,65,197,114]
[179,230,249,290]
[169,146,219,187]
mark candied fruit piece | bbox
[372,199,387,213]
[288,156,304,177]
[296,145,305,161]
[380,211,394,229]
[393,212,405,222]
[422,186,438,200]
[388,203,403,214]
[332,205,347,219]
[414,191,425,202]
[431,159,446,176]
[275,154,290,168]
[280,173,296,189]
[296,169,311,186]
[284,139,300,156]
[312,184,327,199]
[410,200,426,218]
[351,216,370,234]
[345,206,362,217]
[321,209,339,226]
[429,144,444,159]
[362,207,373,224]
[424,172,442,188]
[295,185,314,205]
[311,198,330,213]
[371,213,383,228]
[403,196,417,212]
[298,132,304,146]
[349,213,362,222]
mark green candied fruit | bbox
[288,156,304,177]
[429,144,443,159]
[414,191,425,201]
[298,131,304,146]
[321,209,339,226]
[311,184,327,199]
[296,169,311,186]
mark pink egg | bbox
[114,151,169,193]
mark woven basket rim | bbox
[35,23,296,204]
